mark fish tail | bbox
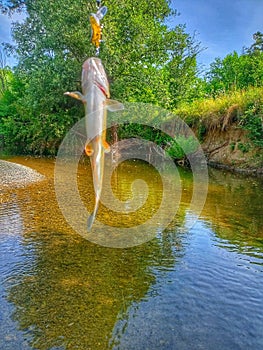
[87,212,96,232]
[87,197,100,232]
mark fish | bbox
[64,57,124,231]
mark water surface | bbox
[0,157,263,349]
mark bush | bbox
[239,104,263,148]
[166,135,199,160]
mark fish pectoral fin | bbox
[105,99,124,112]
[64,91,84,102]
[102,140,111,153]
[85,143,94,156]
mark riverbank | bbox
[174,86,263,175]
[201,126,263,176]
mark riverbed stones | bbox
[0,160,45,188]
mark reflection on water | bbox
[0,157,263,349]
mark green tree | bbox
[245,31,263,54]
[0,0,201,154]
[0,70,27,153]
[205,47,263,96]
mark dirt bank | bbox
[201,125,263,176]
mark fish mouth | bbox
[82,57,110,97]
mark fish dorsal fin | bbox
[105,99,124,112]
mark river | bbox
[0,156,262,350]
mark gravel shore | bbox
[0,159,45,188]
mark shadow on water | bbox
[0,157,263,349]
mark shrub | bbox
[166,135,199,160]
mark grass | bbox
[173,86,263,132]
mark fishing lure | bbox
[90,5,107,55]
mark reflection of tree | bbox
[8,233,156,349]
[202,168,263,255]
[6,157,262,349]
[5,158,185,350]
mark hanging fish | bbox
[64,57,124,231]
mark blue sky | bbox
[1,0,263,68]
[171,0,263,69]
[0,11,24,66]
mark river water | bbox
[0,157,262,350]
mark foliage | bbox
[166,135,199,160]
[229,142,235,152]
[111,122,199,161]
[238,104,263,148]
[3,0,201,106]
[204,33,263,96]
[237,142,250,153]
[0,69,80,155]
[0,48,12,95]
[116,123,170,146]
[0,0,201,155]
[0,71,24,152]
[244,31,263,54]
[1,2,263,160]
[173,86,263,149]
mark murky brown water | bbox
[0,157,263,349]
